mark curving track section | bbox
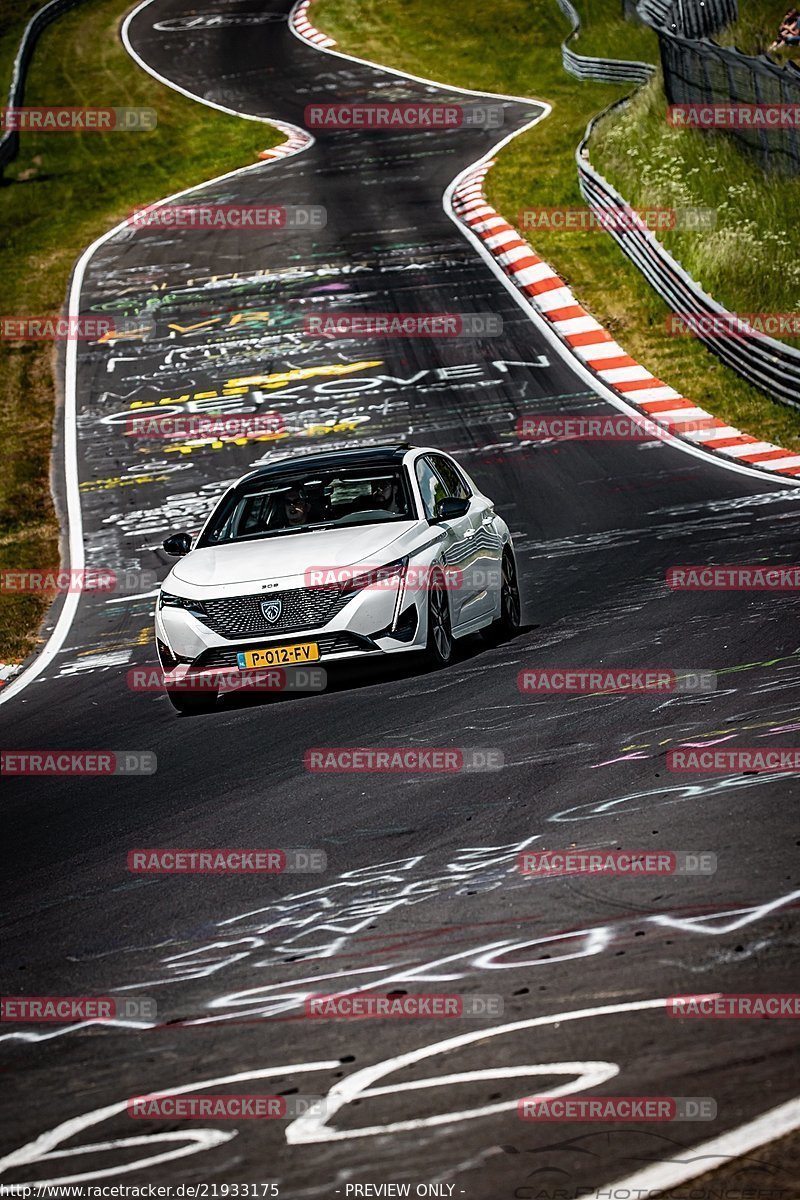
[1,0,799,1194]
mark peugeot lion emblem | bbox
[261,598,282,624]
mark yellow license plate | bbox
[237,642,320,669]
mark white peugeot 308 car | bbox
[155,444,520,712]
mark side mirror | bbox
[431,497,470,523]
[163,532,192,557]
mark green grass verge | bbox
[0,0,281,663]
[311,0,800,454]
[564,0,656,61]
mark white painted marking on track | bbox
[606,1095,800,1197]
[0,1062,339,1185]
[286,997,670,1142]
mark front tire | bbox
[423,572,454,668]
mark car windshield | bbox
[197,465,416,546]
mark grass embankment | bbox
[311,0,800,452]
[0,0,281,662]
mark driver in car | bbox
[371,477,404,514]
[283,485,313,526]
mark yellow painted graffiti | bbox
[224,360,382,391]
[162,431,289,456]
[165,311,272,335]
[129,359,382,409]
[79,473,169,493]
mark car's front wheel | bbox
[423,572,454,668]
[165,685,218,714]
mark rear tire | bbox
[422,572,454,669]
[482,548,521,645]
[165,686,218,714]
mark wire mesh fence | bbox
[658,34,800,174]
[637,0,800,175]
[637,0,738,40]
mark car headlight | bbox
[342,556,408,595]
[158,590,205,613]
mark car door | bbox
[428,453,501,622]
[415,455,476,628]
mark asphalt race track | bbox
[1,0,799,1195]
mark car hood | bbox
[169,521,424,589]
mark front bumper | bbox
[155,582,425,677]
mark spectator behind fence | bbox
[770,8,800,48]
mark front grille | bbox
[195,585,353,639]
[192,632,376,672]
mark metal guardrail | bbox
[556,0,655,84]
[576,104,800,410]
[0,0,84,177]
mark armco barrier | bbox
[556,0,655,84]
[577,105,800,409]
[0,0,84,177]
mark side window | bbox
[430,455,470,501]
[415,457,448,519]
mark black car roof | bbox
[237,444,414,487]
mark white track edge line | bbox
[606,1094,800,1197]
